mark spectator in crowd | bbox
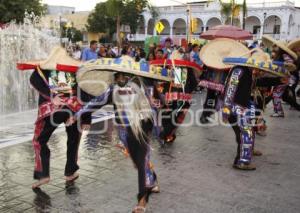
[81,40,98,61]
[72,45,81,60]
[155,49,164,60]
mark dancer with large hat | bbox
[198,38,250,123]
[262,35,298,117]
[222,44,292,170]
[66,55,173,212]
[283,38,300,111]
[17,46,92,188]
[150,51,202,143]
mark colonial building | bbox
[132,0,300,42]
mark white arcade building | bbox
[131,0,300,42]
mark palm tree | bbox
[106,0,124,46]
[218,0,242,26]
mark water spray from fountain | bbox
[0,11,60,115]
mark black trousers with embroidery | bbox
[33,111,81,180]
[124,119,155,202]
[201,89,218,119]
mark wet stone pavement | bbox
[1,93,300,213]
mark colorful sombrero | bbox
[223,51,291,77]
[199,38,250,70]
[288,38,300,53]
[75,56,173,96]
[17,46,82,73]
[262,35,298,60]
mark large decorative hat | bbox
[262,35,298,60]
[17,46,82,72]
[199,38,250,70]
[223,49,292,77]
[76,55,173,96]
[288,38,300,53]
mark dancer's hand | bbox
[81,124,91,131]
[281,77,289,84]
[66,116,76,126]
[52,94,66,107]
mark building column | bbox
[281,13,290,41]
[153,25,157,36]
[144,25,147,38]
[260,24,264,39]
[170,26,173,39]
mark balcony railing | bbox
[155,0,294,13]
[130,33,282,42]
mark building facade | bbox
[132,0,300,42]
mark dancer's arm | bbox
[30,70,51,100]
[74,85,113,121]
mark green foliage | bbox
[218,0,245,26]
[87,0,149,35]
[61,24,83,43]
[86,2,115,35]
[0,0,45,23]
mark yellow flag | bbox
[155,21,165,34]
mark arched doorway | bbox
[159,19,171,35]
[264,15,281,38]
[245,16,261,35]
[206,17,222,30]
[137,17,145,34]
[147,19,155,35]
[173,18,186,35]
[192,18,204,34]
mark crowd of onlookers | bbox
[66,38,204,66]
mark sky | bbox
[42,0,300,11]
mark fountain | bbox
[0,12,60,115]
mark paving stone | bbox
[0,93,300,212]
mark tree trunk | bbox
[116,15,121,47]
[231,0,234,26]
[242,0,246,30]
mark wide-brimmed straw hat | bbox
[262,35,298,60]
[288,38,300,53]
[76,55,173,96]
[199,38,250,70]
[17,46,82,72]
[223,49,293,77]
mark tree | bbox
[106,0,124,46]
[86,2,115,36]
[62,25,83,43]
[0,0,46,23]
[218,0,242,26]
[87,0,149,46]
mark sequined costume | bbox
[222,66,255,165]
[30,68,91,180]
[75,82,158,202]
